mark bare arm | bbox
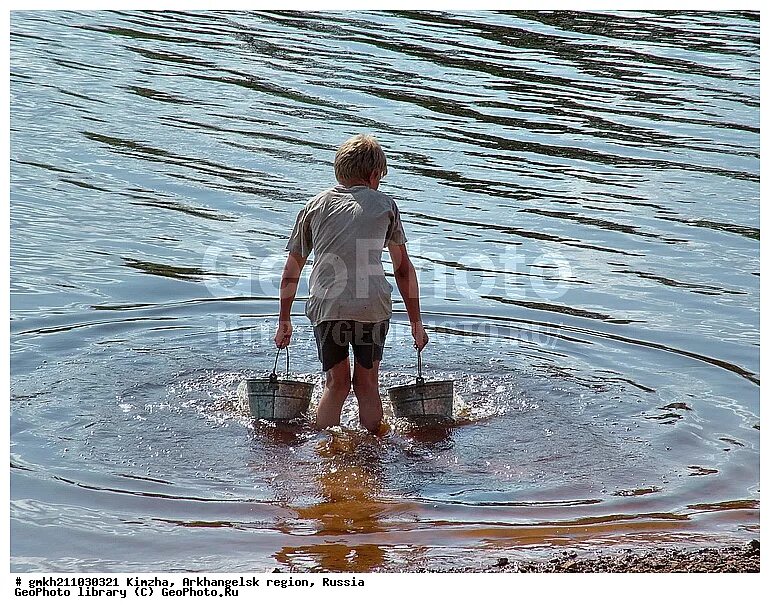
[274,251,307,348]
[388,243,428,350]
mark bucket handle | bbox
[270,347,290,382]
[416,347,425,385]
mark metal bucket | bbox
[239,348,314,421]
[388,349,453,420]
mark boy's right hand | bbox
[411,320,429,351]
[274,320,293,348]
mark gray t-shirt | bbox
[286,185,407,325]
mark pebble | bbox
[412,541,760,573]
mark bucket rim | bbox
[387,379,454,393]
[244,377,316,387]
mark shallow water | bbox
[10,10,759,572]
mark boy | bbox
[274,134,428,433]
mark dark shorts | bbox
[313,320,390,371]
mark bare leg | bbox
[316,358,351,429]
[352,360,383,434]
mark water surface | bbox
[10,10,759,572]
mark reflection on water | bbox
[280,431,390,572]
[11,10,758,571]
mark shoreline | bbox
[412,540,760,573]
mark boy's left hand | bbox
[411,320,429,351]
[274,320,293,348]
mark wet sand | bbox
[413,540,760,573]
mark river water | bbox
[10,10,759,572]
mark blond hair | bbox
[334,134,388,185]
